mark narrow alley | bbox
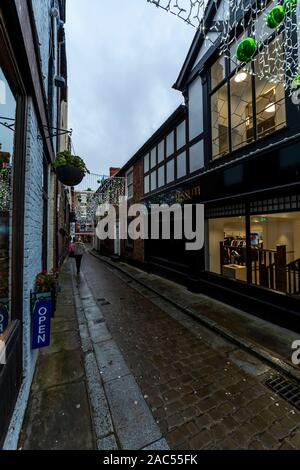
[20,252,300,450]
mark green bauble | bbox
[283,0,297,13]
[236,38,257,63]
[292,74,300,91]
[266,6,286,29]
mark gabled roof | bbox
[173,0,222,91]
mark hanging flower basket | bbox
[53,151,89,187]
[34,269,60,318]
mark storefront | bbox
[0,30,26,446]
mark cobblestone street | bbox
[78,253,300,450]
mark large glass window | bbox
[190,140,204,172]
[144,154,149,173]
[207,211,300,297]
[208,217,247,279]
[158,165,165,188]
[166,132,174,157]
[166,159,175,184]
[211,35,286,159]
[177,152,186,179]
[250,212,300,294]
[211,83,229,159]
[158,141,164,163]
[144,175,150,194]
[253,36,286,139]
[151,170,157,191]
[176,121,186,150]
[0,67,16,335]
[211,55,226,89]
[230,72,253,151]
[150,148,157,169]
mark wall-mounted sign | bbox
[32,297,52,350]
[176,185,201,204]
[0,302,9,335]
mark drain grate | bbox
[265,374,300,412]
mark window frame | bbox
[209,18,287,161]
[126,167,134,200]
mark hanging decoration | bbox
[147,0,300,95]
[73,177,126,224]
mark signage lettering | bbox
[176,185,201,203]
[32,298,52,350]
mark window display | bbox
[0,67,16,336]
[208,217,247,281]
[207,212,300,296]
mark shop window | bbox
[151,170,157,191]
[166,131,174,157]
[177,152,186,179]
[253,36,286,139]
[207,211,300,297]
[208,216,247,280]
[230,72,253,151]
[250,212,300,295]
[0,67,16,336]
[150,147,157,169]
[176,121,186,150]
[211,55,226,89]
[211,83,229,159]
[158,141,164,163]
[144,154,149,173]
[144,175,150,194]
[158,165,165,188]
[166,159,175,184]
[190,140,204,173]
[211,34,286,159]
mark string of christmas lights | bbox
[147,0,300,94]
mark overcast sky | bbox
[66,0,195,176]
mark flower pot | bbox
[56,165,84,187]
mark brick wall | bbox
[122,158,145,264]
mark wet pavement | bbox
[19,266,95,450]
[78,253,300,450]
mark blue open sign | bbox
[32,298,52,350]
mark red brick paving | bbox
[83,255,300,450]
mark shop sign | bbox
[32,298,52,350]
[176,185,201,203]
[0,302,9,335]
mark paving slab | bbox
[94,340,131,383]
[20,380,93,450]
[97,435,119,451]
[88,320,112,344]
[84,352,114,439]
[104,374,162,450]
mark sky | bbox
[65,0,195,176]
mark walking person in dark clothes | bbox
[74,236,86,275]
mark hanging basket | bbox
[56,165,84,187]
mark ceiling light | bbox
[234,72,248,83]
[265,103,275,113]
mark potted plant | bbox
[35,269,59,317]
[53,150,89,187]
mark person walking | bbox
[74,236,86,275]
